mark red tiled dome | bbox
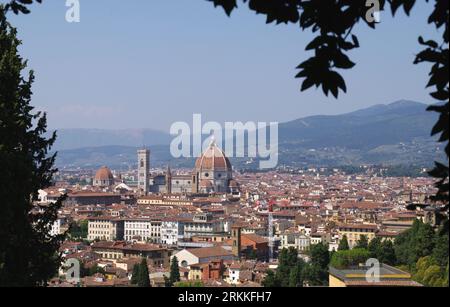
[195,142,232,172]
[94,166,114,182]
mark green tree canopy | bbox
[368,237,397,265]
[390,220,449,286]
[368,237,383,258]
[275,247,299,287]
[262,244,330,287]
[261,269,279,288]
[432,228,449,268]
[169,256,181,286]
[338,235,350,251]
[68,220,88,240]
[0,6,66,286]
[130,262,140,285]
[355,235,369,250]
[308,242,330,286]
[137,258,150,287]
[414,256,448,287]
[288,259,306,287]
[379,240,397,266]
[395,219,436,268]
[330,248,371,270]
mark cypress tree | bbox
[137,258,150,287]
[338,235,350,251]
[368,237,383,259]
[169,256,180,286]
[130,262,140,285]
[0,5,66,287]
[379,240,397,266]
[288,259,306,287]
[355,235,369,250]
[309,243,330,286]
[261,270,279,287]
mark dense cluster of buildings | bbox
[39,144,443,287]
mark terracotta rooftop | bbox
[186,246,234,259]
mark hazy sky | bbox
[6,0,442,131]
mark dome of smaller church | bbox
[93,166,114,187]
[95,166,114,181]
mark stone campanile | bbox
[137,148,150,195]
[231,225,242,259]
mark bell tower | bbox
[137,148,150,195]
[192,172,199,193]
[231,225,242,259]
[166,165,172,194]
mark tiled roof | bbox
[187,246,233,259]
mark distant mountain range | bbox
[278,100,437,149]
[54,100,445,169]
[51,128,171,151]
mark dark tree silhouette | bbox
[355,235,369,250]
[0,5,66,286]
[130,263,140,285]
[137,258,151,287]
[338,235,350,251]
[169,256,181,286]
[4,0,42,15]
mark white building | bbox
[310,233,324,245]
[124,218,161,243]
[50,217,67,237]
[328,241,339,252]
[227,263,242,285]
[38,188,66,204]
[161,219,185,246]
[87,217,124,241]
[183,213,225,238]
[280,232,311,252]
[173,246,235,268]
[297,224,312,236]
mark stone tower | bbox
[231,225,242,259]
[191,172,199,194]
[137,149,150,195]
[166,165,172,194]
